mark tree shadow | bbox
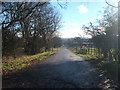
[2,59,118,88]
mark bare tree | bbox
[2,2,62,56]
[105,0,120,8]
[1,2,47,30]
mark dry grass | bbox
[2,48,59,75]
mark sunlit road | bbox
[3,47,114,88]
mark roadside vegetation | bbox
[69,47,118,81]
[69,47,101,60]
[2,48,59,75]
[65,5,119,84]
[1,2,63,75]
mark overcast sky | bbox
[51,1,118,38]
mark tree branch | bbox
[105,0,119,8]
[2,2,47,30]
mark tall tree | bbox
[1,2,62,56]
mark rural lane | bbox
[3,47,115,88]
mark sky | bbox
[51,1,118,38]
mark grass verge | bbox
[68,47,98,60]
[2,49,59,75]
[69,47,119,83]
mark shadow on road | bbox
[3,60,115,89]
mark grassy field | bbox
[2,48,59,74]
